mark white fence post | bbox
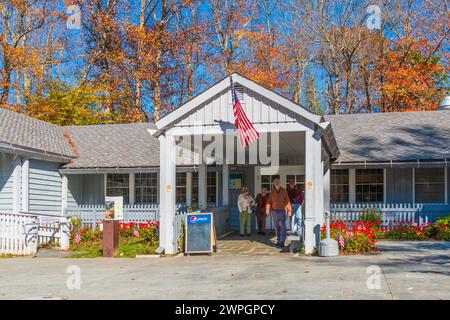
[59,217,70,250]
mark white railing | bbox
[0,212,38,255]
[1,212,71,255]
[64,204,162,229]
[330,203,450,226]
[35,215,70,249]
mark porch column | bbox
[158,134,177,254]
[186,172,193,206]
[21,158,29,212]
[323,161,331,215]
[304,130,323,254]
[129,173,135,204]
[61,174,68,215]
[12,157,21,214]
[198,163,207,209]
[349,169,356,203]
[222,164,229,206]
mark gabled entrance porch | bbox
[152,73,339,255]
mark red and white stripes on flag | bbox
[231,79,260,147]
[337,234,345,249]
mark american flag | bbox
[336,234,345,249]
[231,79,260,147]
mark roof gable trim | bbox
[154,73,322,133]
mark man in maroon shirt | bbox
[287,179,304,235]
[255,188,268,235]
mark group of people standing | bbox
[237,178,304,247]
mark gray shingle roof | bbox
[63,123,159,168]
[324,110,450,163]
[3,106,450,168]
[0,108,74,158]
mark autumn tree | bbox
[173,1,205,102]
[0,0,52,105]
[378,0,450,111]
[207,0,256,77]
[24,81,114,125]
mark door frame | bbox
[254,165,305,230]
[254,165,305,195]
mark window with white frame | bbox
[415,168,445,203]
[261,174,280,193]
[355,169,384,203]
[286,174,305,190]
[176,172,187,204]
[207,171,218,204]
[135,173,158,204]
[331,169,349,203]
[106,173,129,204]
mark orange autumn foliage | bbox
[379,37,446,112]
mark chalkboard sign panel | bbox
[185,213,215,254]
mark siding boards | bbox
[386,168,413,203]
[81,174,105,204]
[0,153,14,212]
[67,175,83,207]
[174,87,296,127]
[29,160,61,216]
[447,168,450,204]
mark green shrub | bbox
[427,216,450,241]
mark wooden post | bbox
[102,220,119,257]
[199,163,207,209]
[222,164,229,206]
[186,172,193,206]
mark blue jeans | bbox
[272,210,287,245]
[291,204,302,235]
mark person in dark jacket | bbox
[255,188,268,235]
[287,179,304,235]
[265,179,292,247]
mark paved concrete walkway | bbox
[0,241,448,300]
[217,231,292,255]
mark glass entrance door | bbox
[255,166,305,231]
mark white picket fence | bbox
[0,212,38,255]
[0,212,70,256]
[330,203,450,227]
[64,204,162,229]
[65,204,188,251]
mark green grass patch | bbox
[66,238,158,258]
[0,254,19,259]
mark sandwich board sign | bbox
[185,213,216,254]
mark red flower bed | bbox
[70,218,159,245]
[118,221,159,245]
[321,220,379,254]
